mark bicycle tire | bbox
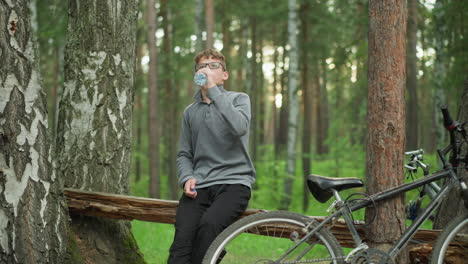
[202,211,345,264]
[430,211,468,264]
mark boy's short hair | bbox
[194,48,227,70]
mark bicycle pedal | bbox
[289,231,300,242]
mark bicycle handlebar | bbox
[441,106,457,131]
[405,149,424,156]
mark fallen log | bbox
[64,188,459,261]
[64,188,264,224]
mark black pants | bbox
[168,184,251,264]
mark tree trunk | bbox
[258,37,266,146]
[349,1,368,147]
[311,71,320,153]
[406,0,419,151]
[161,0,178,200]
[316,58,329,155]
[300,1,311,212]
[432,0,448,152]
[276,37,289,155]
[250,16,258,164]
[434,81,468,228]
[222,15,232,90]
[147,0,161,199]
[205,0,214,49]
[0,2,69,263]
[269,31,279,146]
[366,1,407,262]
[56,1,144,263]
[134,42,144,183]
[195,0,205,51]
[280,0,299,211]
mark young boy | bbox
[168,49,256,264]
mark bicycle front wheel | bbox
[430,212,468,264]
[202,211,345,264]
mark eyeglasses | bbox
[194,62,226,72]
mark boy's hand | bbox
[184,178,197,198]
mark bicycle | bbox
[202,107,468,264]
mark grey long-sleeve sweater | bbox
[176,84,256,189]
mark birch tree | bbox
[0,1,68,263]
[55,1,144,262]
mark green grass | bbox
[132,221,174,264]
[130,151,441,263]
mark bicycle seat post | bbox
[331,189,343,203]
[331,189,364,247]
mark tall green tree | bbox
[300,0,312,211]
[148,0,161,199]
[406,0,419,150]
[432,0,448,151]
[161,0,179,200]
[280,0,299,210]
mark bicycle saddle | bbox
[307,174,364,203]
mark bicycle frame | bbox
[277,167,460,262]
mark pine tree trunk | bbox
[269,31,279,146]
[434,81,468,228]
[250,16,258,164]
[280,0,299,211]
[432,0,448,151]
[0,2,69,263]
[205,0,214,48]
[55,1,144,263]
[147,0,161,199]
[195,0,205,51]
[406,0,419,151]
[134,42,144,183]
[161,0,178,200]
[258,37,266,146]
[350,1,368,146]
[300,1,311,212]
[277,37,289,155]
[366,1,407,262]
[316,58,329,155]
[222,15,232,90]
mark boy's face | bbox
[196,56,229,85]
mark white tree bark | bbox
[55,0,143,262]
[0,1,69,263]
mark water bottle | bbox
[194,72,207,86]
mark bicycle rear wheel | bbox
[430,212,468,264]
[202,211,345,264]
